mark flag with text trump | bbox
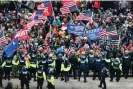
[67,24,86,36]
[87,27,102,40]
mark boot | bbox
[61,77,64,81]
[84,80,87,83]
[98,85,102,88]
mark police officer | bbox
[61,55,71,82]
[19,54,28,71]
[36,66,46,89]
[110,58,122,82]
[68,51,78,79]
[47,53,56,68]
[19,66,31,89]
[47,66,56,77]
[103,53,111,69]
[12,54,19,78]
[93,55,102,80]
[56,52,63,79]
[88,50,95,74]
[30,54,38,81]
[78,52,88,83]
[108,52,115,78]
[2,56,13,80]
[38,54,47,75]
[98,66,109,89]
[47,68,55,89]
[0,65,3,88]
[122,50,131,79]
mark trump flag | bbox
[87,27,102,40]
[67,24,86,36]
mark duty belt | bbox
[37,76,43,78]
[6,66,12,67]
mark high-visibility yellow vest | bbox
[47,76,54,85]
[36,71,46,80]
[61,63,71,72]
[12,60,19,65]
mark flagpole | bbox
[49,0,54,43]
[118,34,121,49]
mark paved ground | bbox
[2,77,133,89]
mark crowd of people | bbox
[0,1,133,89]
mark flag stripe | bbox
[0,37,6,46]
[100,29,117,37]
[76,11,93,21]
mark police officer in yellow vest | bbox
[47,53,56,68]
[2,56,13,80]
[12,55,19,78]
[47,69,55,89]
[61,55,71,82]
[19,54,29,71]
[30,54,38,81]
[36,66,46,89]
[110,58,122,82]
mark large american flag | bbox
[76,11,93,21]
[100,29,118,37]
[60,1,76,14]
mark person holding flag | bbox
[2,37,18,80]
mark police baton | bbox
[16,85,18,89]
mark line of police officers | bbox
[0,49,132,89]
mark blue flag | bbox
[4,37,18,56]
[69,5,79,12]
[43,1,51,7]
[84,11,93,17]
[36,9,44,15]
[87,27,102,40]
[67,24,86,36]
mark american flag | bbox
[0,25,6,47]
[62,0,75,5]
[100,29,117,37]
[76,11,93,21]
[37,3,49,11]
[0,37,6,47]
[37,1,52,16]
[34,15,44,21]
[28,12,36,21]
[60,1,76,14]
[28,2,50,27]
